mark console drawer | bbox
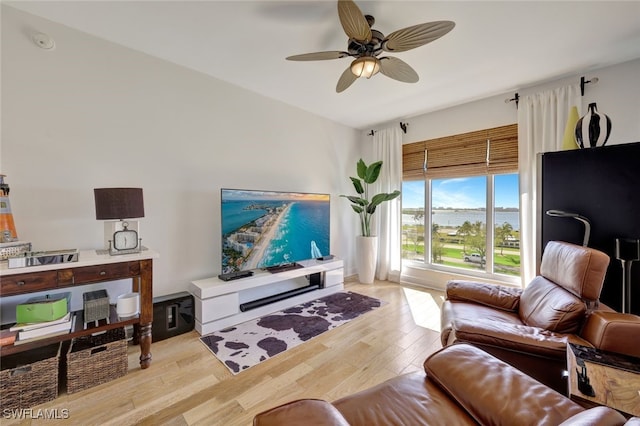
[0,271,57,295]
[71,262,139,285]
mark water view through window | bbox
[493,174,520,276]
[402,174,520,277]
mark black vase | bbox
[575,103,612,148]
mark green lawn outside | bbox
[404,244,521,259]
[402,241,521,276]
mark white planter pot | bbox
[356,236,378,284]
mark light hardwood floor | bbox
[10,281,445,426]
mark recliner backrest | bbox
[519,276,587,333]
[538,241,609,302]
[519,241,610,333]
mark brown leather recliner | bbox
[254,343,635,426]
[441,240,640,393]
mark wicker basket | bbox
[83,289,110,323]
[0,343,60,410]
[66,328,128,394]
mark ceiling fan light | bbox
[350,57,380,79]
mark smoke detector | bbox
[32,32,55,50]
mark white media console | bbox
[189,257,344,335]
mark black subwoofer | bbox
[152,291,195,342]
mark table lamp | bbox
[94,188,144,255]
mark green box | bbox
[16,293,70,324]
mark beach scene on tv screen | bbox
[221,189,330,273]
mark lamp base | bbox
[103,220,140,250]
[108,240,143,256]
[95,246,147,256]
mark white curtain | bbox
[517,84,581,286]
[372,126,403,282]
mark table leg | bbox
[137,259,153,369]
[139,322,152,369]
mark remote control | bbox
[218,270,254,281]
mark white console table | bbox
[189,257,344,335]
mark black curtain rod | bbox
[505,92,520,108]
[505,75,599,108]
[580,76,599,96]
[368,122,408,136]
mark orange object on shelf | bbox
[0,174,19,242]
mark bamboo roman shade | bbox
[402,124,518,180]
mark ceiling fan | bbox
[286,0,455,93]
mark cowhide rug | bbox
[199,291,384,374]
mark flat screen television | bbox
[221,189,330,274]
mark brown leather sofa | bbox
[441,240,640,393]
[253,343,637,425]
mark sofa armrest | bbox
[424,344,584,425]
[581,310,640,358]
[446,280,522,312]
[450,318,593,359]
[253,399,349,426]
[558,406,627,426]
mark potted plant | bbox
[341,159,401,283]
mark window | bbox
[494,174,520,276]
[431,176,487,271]
[401,124,520,279]
[401,180,425,262]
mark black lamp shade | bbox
[94,188,144,220]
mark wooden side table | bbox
[1,249,158,369]
[567,343,640,417]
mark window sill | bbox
[401,261,521,291]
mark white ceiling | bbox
[7,1,640,129]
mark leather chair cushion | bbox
[333,372,476,426]
[450,318,575,358]
[558,406,627,426]
[540,241,609,301]
[519,276,586,333]
[423,344,585,426]
[253,399,349,426]
[440,300,523,346]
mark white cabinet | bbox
[189,257,344,335]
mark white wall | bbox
[390,58,640,144]
[1,6,362,298]
[395,58,640,289]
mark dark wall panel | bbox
[540,142,640,314]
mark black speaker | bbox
[615,238,640,261]
[152,291,195,342]
[309,271,324,287]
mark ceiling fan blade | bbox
[382,21,455,52]
[337,0,371,43]
[336,67,358,93]
[286,51,350,61]
[379,57,419,83]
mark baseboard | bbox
[343,274,359,283]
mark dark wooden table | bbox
[1,249,157,369]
